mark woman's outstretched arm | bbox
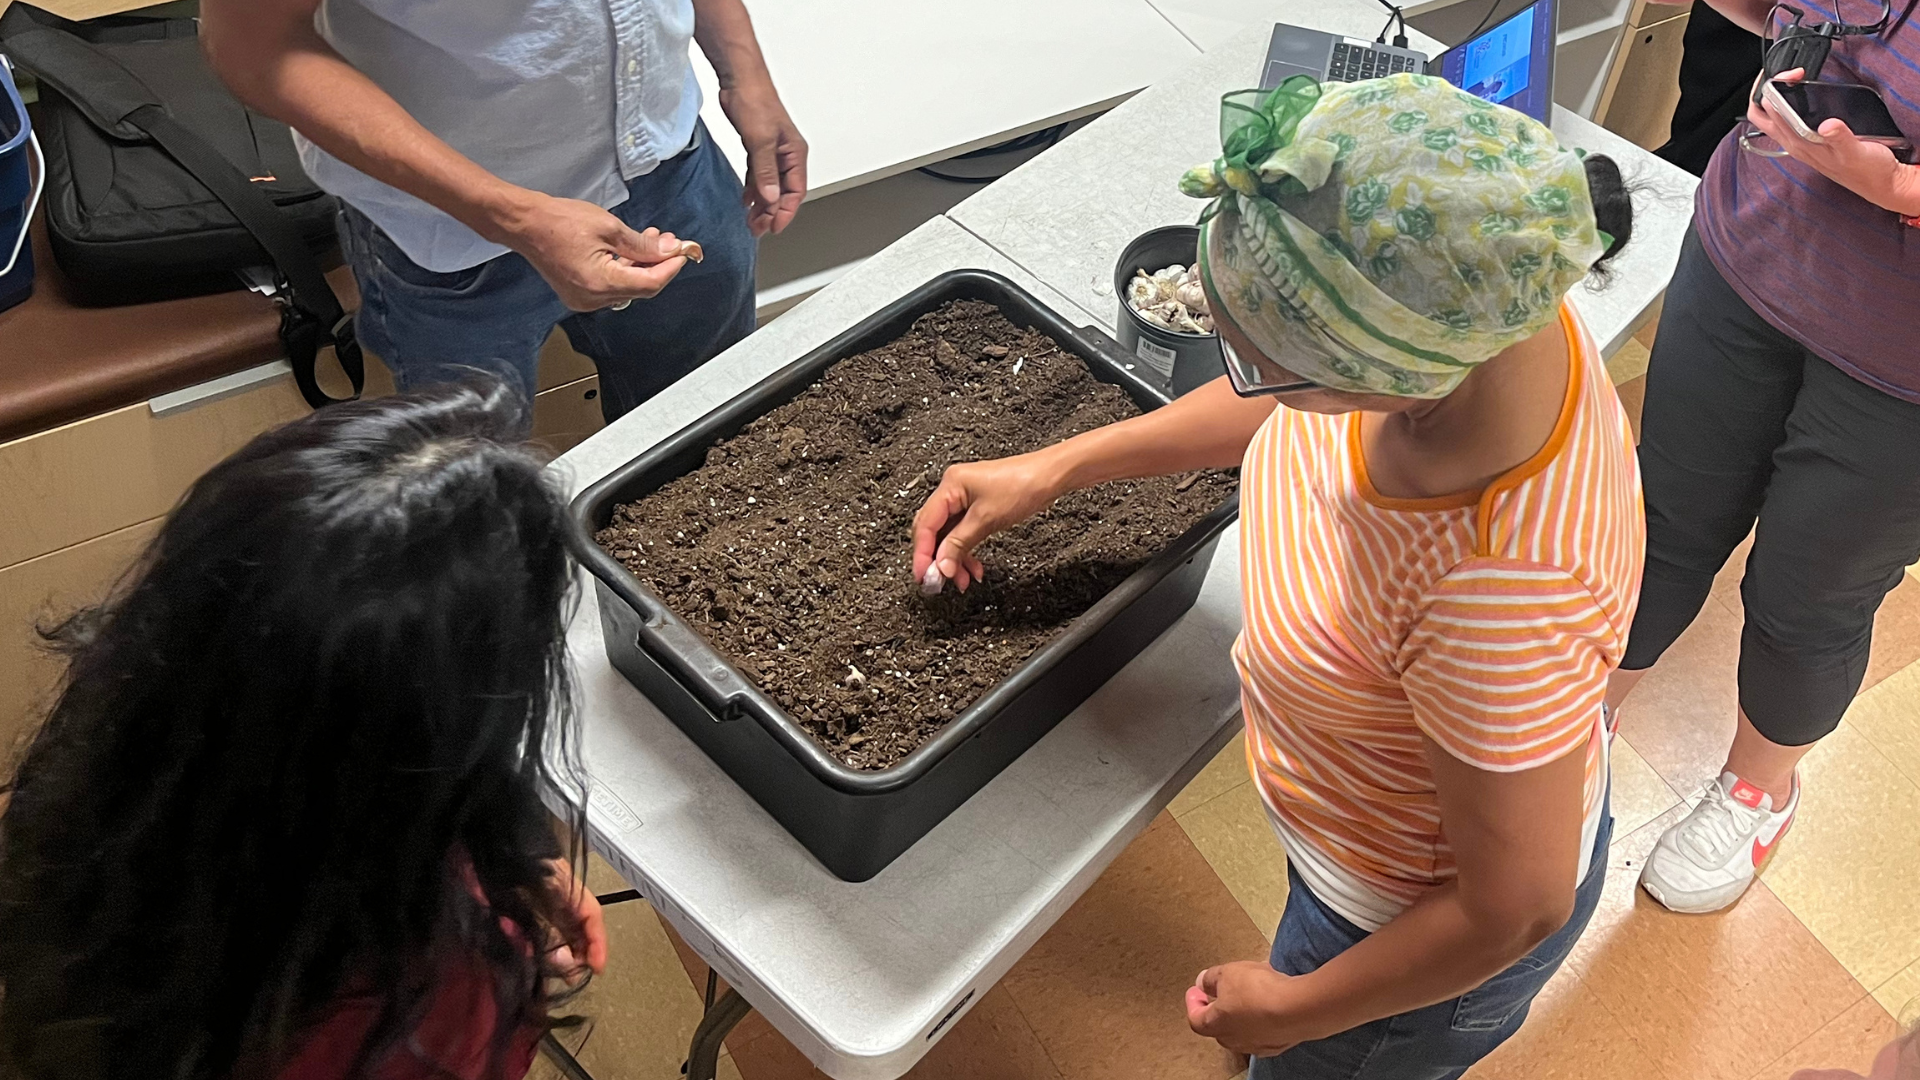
[911,375,1273,590]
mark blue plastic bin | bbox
[1,55,40,314]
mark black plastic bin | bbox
[567,269,1238,881]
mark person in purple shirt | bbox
[1605,0,1920,915]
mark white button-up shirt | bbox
[296,0,702,271]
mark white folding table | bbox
[690,0,1201,200]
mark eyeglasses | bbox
[1205,260,1337,397]
[1220,338,1322,397]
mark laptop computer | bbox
[1258,0,1558,122]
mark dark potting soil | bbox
[595,299,1234,770]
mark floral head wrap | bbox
[1181,73,1607,398]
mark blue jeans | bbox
[1250,788,1612,1080]
[338,121,756,424]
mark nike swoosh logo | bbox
[1752,818,1793,867]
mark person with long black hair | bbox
[0,381,603,1080]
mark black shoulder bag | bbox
[0,2,362,408]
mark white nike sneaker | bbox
[1639,770,1799,914]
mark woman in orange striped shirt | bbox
[911,76,1644,1079]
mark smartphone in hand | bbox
[1761,79,1915,161]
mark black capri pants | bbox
[1621,228,1920,746]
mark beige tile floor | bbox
[542,360,1920,1080]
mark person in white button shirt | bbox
[203,0,806,422]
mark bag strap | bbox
[0,5,362,408]
[125,104,364,408]
[0,6,157,138]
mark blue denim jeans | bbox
[338,121,756,424]
[1250,787,1612,1080]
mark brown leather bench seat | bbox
[0,216,357,443]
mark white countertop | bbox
[945,23,1699,358]
[556,216,1246,1080]
[691,0,1201,201]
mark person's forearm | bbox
[1284,883,1562,1040]
[1702,0,1771,37]
[693,0,774,90]
[201,0,538,247]
[1048,375,1274,492]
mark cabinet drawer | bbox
[0,377,312,569]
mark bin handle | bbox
[1,129,42,280]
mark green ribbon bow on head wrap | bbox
[1183,73,1607,399]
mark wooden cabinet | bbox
[532,374,605,457]
[1596,0,1694,150]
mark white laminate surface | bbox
[1146,0,1430,51]
[945,23,1697,359]
[689,0,1200,202]
[553,216,1246,1080]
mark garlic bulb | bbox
[1126,262,1212,335]
[1127,273,1173,309]
[1175,280,1207,312]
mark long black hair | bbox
[0,380,585,1080]
[1583,153,1634,278]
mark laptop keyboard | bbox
[1328,42,1420,82]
